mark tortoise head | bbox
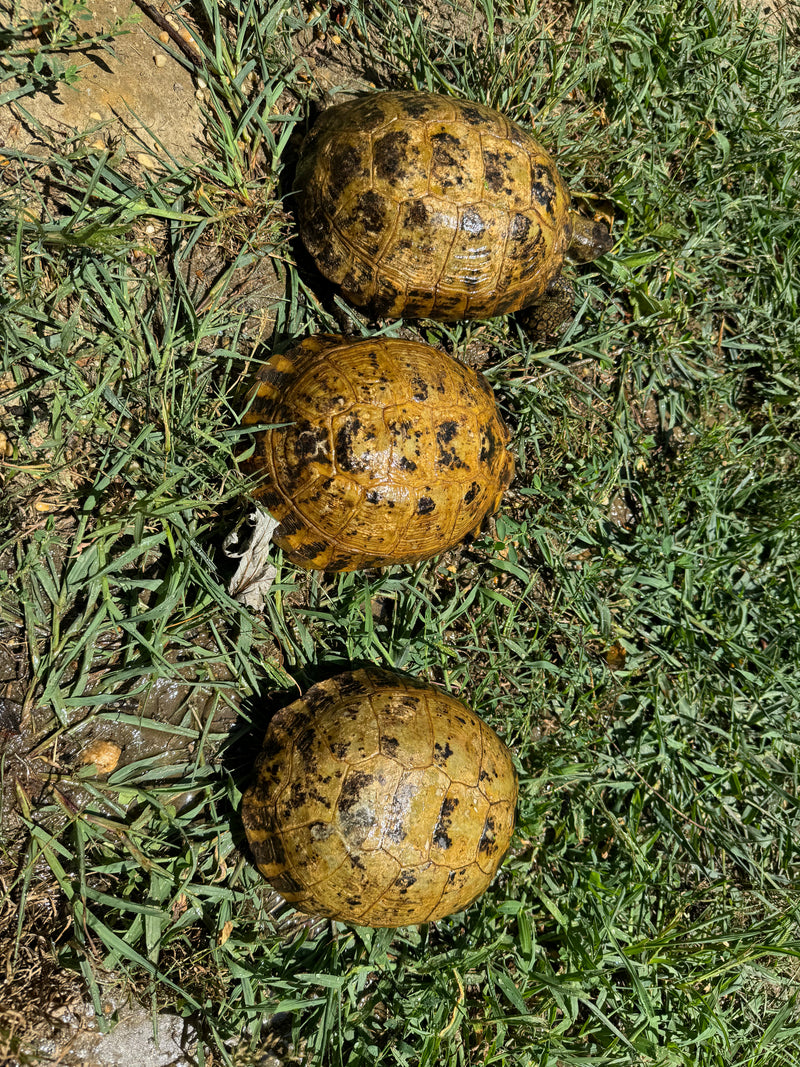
[567,211,613,264]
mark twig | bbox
[131,0,204,69]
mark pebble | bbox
[81,740,123,775]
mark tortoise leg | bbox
[518,274,575,341]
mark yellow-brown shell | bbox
[241,334,514,572]
[296,90,573,320]
[241,668,518,927]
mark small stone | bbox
[82,740,122,775]
[136,153,158,171]
[159,31,169,42]
[89,111,102,121]
[154,54,167,67]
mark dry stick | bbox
[131,0,204,69]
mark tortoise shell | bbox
[241,334,514,572]
[241,668,518,927]
[295,90,574,321]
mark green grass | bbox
[2,0,800,1063]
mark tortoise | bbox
[241,667,518,927]
[241,334,514,572]
[295,90,612,329]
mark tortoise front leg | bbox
[517,274,576,340]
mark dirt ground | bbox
[0,0,204,163]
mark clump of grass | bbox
[2,0,800,1063]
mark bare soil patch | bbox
[1,0,205,165]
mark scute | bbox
[476,801,517,876]
[241,668,518,927]
[374,688,433,769]
[428,123,483,201]
[241,335,514,572]
[430,700,484,785]
[431,782,489,867]
[295,90,573,321]
[477,721,518,803]
[280,821,349,890]
[372,127,431,195]
[318,692,380,764]
[290,475,361,542]
[306,848,403,921]
[433,864,486,919]
[335,756,405,851]
[359,864,450,927]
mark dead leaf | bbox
[224,508,279,610]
